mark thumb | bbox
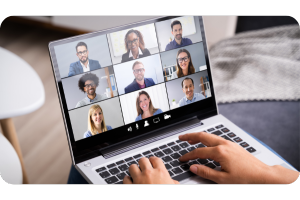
[123,175,133,184]
[189,164,225,183]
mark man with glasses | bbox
[178,77,205,107]
[75,73,107,108]
[165,20,193,51]
[68,42,101,77]
[124,61,155,94]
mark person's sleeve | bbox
[75,101,82,108]
[107,125,113,130]
[165,43,171,51]
[83,131,88,138]
[124,87,128,94]
[178,99,184,107]
[68,64,75,77]
[121,53,126,63]
[96,60,101,69]
[158,109,163,114]
[187,38,192,45]
[144,48,151,56]
[150,78,155,86]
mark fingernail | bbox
[190,165,197,174]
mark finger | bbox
[179,147,217,162]
[123,175,133,184]
[179,132,226,147]
[149,156,165,169]
[173,180,180,184]
[138,157,153,171]
[189,164,226,183]
[128,164,141,181]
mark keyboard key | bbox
[221,128,230,133]
[171,145,181,151]
[168,170,174,177]
[167,142,176,146]
[115,181,123,184]
[170,153,181,159]
[151,148,160,152]
[170,160,181,167]
[234,137,243,142]
[213,161,220,166]
[125,157,134,162]
[118,164,129,171]
[246,147,256,153]
[99,171,110,178]
[179,149,189,156]
[142,151,151,156]
[189,160,199,165]
[107,163,116,168]
[205,163,216,169]
[163,148,173,154]
[240,142,249,148]
[215,125,224,129]
[96,167,106,173]
[165,163,172,170]
[227,132,236,138]
[187,146,196,152]
[179,142,190,148]
[180,164,190,171]
[208,158,213,161]
[116,160,125,165]
[212,130,223,136]
[133,154,142,159]
[207,128,215,132]
[127,161,137,166]
[105,176,118,184]
[116,172,126,180]
[146,154,154,158]
[162,156,173,162]
[109,168,120,175]
[198,159,209,164]
[196,143,206,148]
[176,140,183,143]
[173,171,195,181]
[154,151,165,157]
[126,170,130,176]
[172,167,183,174]
[159,144,168,149]
[221,135,233,142]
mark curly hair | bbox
[124,29,145,52]
[78,73,99,93]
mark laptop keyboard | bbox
[95,125,257,184]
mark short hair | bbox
[181,77,194,88]
[76,42,88,52]
[124,29,145,52]
[78,73,99,93]
[171,20,182,31]
[132,61,144,70]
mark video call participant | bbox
[83,104,112,138]
[165,20,193,51]
[68,42,101,77]
[124,61,155,94]
[75,73,107,108]
[179,77,205,107]
[121,29,151,63]
[135,91,162,121]
[171,49,195,80]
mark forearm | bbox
[263,165,299,184]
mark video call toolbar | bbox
[53,16,211,141]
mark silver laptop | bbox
[48,16,295,184]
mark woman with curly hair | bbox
[121,29,151,63]
[83,104,112,138]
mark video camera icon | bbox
[164,114,171,119]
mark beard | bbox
[175,34,182,40]
[87,88,95,95]
[80,56,88,63]
[136,74,144,82]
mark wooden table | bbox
[0,47,45,184]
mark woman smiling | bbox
[135,91,162,121]
[171,49,195,79]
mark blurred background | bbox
[0,16,299,184]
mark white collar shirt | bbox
[129,48,143,59]
[80,60,90,72]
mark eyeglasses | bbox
[77,50,87,56]
[133,68,145,74]
[127,38,139,46]
[84,83,95,88]
[177,56,189,63]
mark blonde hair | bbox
[136,91,158,117]
[87,104,107,136]
[176,49,195,78]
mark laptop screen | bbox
[49,16,217,162]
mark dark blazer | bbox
[68,59,101,77]
[124,78,155,94]
[121,48,151,63]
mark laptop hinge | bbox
[100,117,203,159]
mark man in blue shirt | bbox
[165,20,193,51]
[179,77,205,107]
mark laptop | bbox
[48,16,296,184]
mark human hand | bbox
[179,132,299,184]
[123,157,179,184]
